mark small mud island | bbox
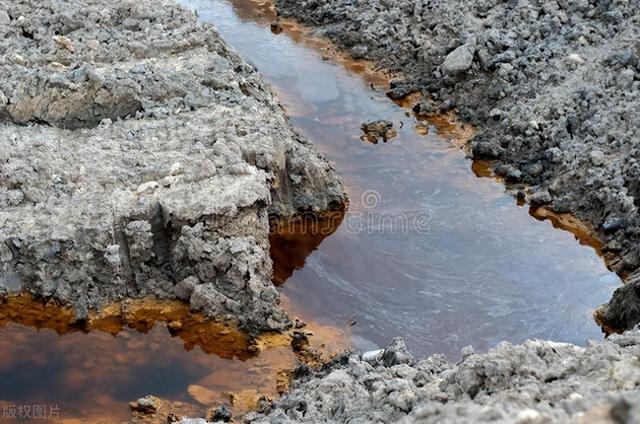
[0,0,345,334]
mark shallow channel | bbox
[182,0,620,357]
[0,0,623,421]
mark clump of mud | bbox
[274,0,640,329]
[0,0,346,334]
[231,333,640,423]
[360,119,397,143]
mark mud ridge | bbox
[0,0,346,334]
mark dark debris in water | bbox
[360,119,398,143]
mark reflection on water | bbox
[0,323,216,422]
[270,211,345,285]
[0,296,348,422]
[182,0,621,358]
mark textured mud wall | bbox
[0,0,346,333]
[238,333,640,423]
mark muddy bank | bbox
[273,0,640,329]
[0,0,345,334]
[233,332,640,423]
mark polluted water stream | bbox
[182,0,620,355]
[0,0,622,422]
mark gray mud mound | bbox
[238,334,640,423]
[0,0,345,332]
[274,0,640,328]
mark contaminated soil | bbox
[230,332,640,423]
[0,0,346,335]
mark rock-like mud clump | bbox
[168,332,640,423]
[0,0,346,333]
[274,0,640,330]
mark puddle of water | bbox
[0,296,348,422]
[182,0,621,358]
[0,323,223,422]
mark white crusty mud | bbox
[274,0,640,331]
[0,0,346,333]
[236,333,640,423]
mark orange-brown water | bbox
[0,0,623,421]
[184,0,620,356]
[0,295,348,422]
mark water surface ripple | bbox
[182,0,620,358]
